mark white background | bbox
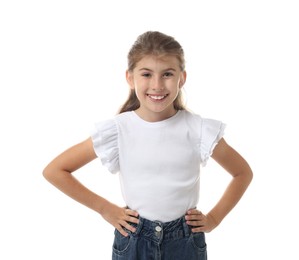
[1,0,298,259]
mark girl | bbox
[43,31,253,260]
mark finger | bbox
[185,213,204,222]
[125,215,140,224]
[116,225,129,237]
[124,210,139,224]
[125,209,139,218]
[187,219,204,227]
[120,220,137,233]
[187,209,202,215]
[186,214,204,221]
[191,226,205,233]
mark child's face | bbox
[126,55,186,121]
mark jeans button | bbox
[155,226,162,232]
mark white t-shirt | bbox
[91,110,225,222]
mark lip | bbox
[146,94,169,101]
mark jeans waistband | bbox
[129,215,191,244]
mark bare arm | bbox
[43,137,138,236]
[43,138,107,213]
[186,138,253,232]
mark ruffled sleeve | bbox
[200,118,226,166]
[90,119,119,174]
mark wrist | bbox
[94,197,111,215]
[207,212,220,227]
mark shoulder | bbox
[181,110,225,130]
[181,110,226,146]
[92,112,132,130]
[180,109,202,121]
[114,111,133,124]
[179,110,204,131]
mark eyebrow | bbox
[138,68,177,72]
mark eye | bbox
[163,72,174,78]
[141,73,151,78]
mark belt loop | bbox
[182,216,191,237]
[135,216,143,235]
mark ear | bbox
[179,71,187,88]
[126,70,135,90]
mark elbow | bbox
[244,166,253,186]
[241,159,254,185]
[42,163,59,182]
[42,163,71,184]
[42,165,52,181]
[247,169,253,185]
[235,165,253,187]
[249,168,253,180]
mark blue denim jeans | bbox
[112,215,207,260]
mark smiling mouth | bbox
[147,94,169,101]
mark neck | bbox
[134,107,178,122]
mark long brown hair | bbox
[119,31,186,113]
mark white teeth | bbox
[148,95,166,100]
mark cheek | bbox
[134,87,144,100]
[171,80,182,92]
[134,81,147,93]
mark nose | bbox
[151,77,164,91]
